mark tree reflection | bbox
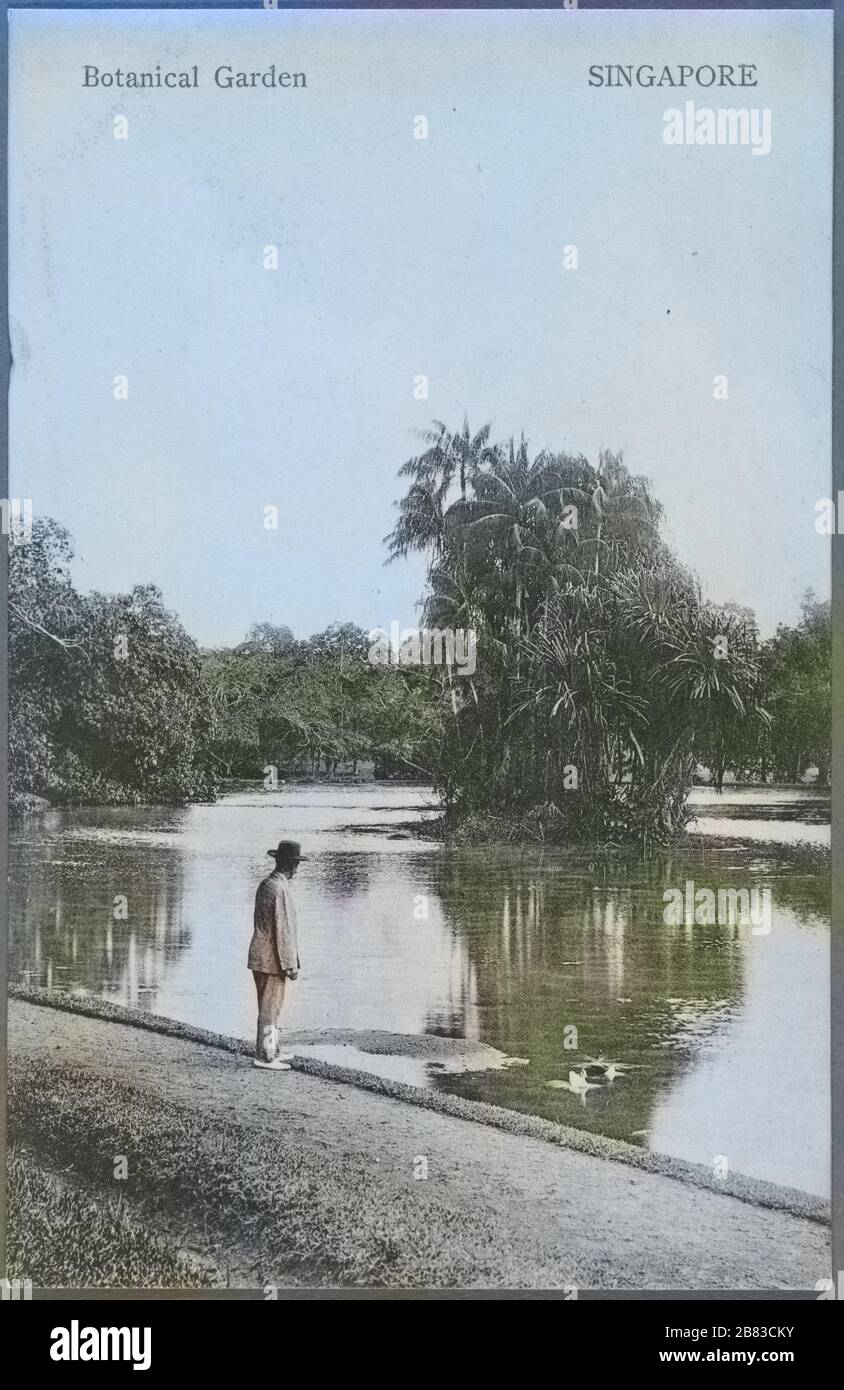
[423,844,814,1143]
[10,810,187,1010]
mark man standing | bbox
[248,839,306,1070]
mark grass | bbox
[6,1148,214,1289]
[8,1054,518,1288]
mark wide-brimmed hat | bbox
[267,839,308,861]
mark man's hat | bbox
[267,839,308,861]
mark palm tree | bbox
[386,420,766,842]
[385,417,495,562]
[459,437,562,643]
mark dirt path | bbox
[8,997,829,1291]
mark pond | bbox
[9,783,830,1197]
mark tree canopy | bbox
[201,621,441,780]
[9,490,829,825]
[9,519,217,810]
[385,420,776,843]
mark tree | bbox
[9,519,217,809]
[8,519,85,808]
[239,622,296,656]
[202,621,442,780]
[761,592,830,785]
[387,421,768,843]
[385,417,496,563]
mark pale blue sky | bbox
[8,7,832,645]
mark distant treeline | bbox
[8,520,442,813]
[202,620,440,782]
[8,428,830,837]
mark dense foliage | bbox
[9,520,217,811]
[8,482,830,826]
[385,420,816,843]
[201,621,442,779]
[8,523,442,809]
[759,594,831,786]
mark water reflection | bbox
[11,808,189,1007]
[427,855,748,1149]
[9,786,829,1195]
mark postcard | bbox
[3,3,834,1307]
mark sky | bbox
[8,6,832,646]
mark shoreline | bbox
[10,785,830,865]
[9,984,828,1225]
[8,993,828,1290]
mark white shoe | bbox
[276,1049,294,1062]
[253,1057,291,1070]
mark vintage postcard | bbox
[2,2,835,1312]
